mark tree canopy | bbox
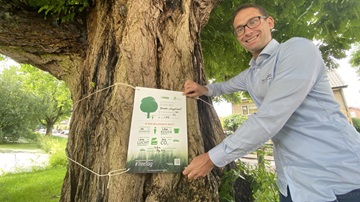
[18,64,72,135]
[2,0,360,87]
[201,0,360,86]
[0,63,72,137]
[0,66,42,142]
[350,43,360,77]
[9,0,360,83]
[222,114,248,133]
[26,0,88,22]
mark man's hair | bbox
[232,4,269,25]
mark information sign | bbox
[126,87,188,173]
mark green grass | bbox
[0,136,67,201]
[0,143,42,152]
[0,167,66,202]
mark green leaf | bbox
[202,0,360,102]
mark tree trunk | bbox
[0,0,252,201]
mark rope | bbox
[68,158,130,189]
[196,97,214,108]
[73,82,137,106]
[73,82,214,108]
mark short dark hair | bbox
[232,4,269,25]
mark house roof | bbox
[328,70,348,89]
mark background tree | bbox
[0,66,41,143]
[0,63,71,141]
[0,0,359,201]
[202,0,360,102]
[19,64,72,135]
[350,43,360,77]
[222,114,248,133]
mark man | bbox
[182,3,360,202]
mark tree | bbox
[0,66,41,143]
[19,64,72,136]
[350,44,360,77]
[0,63,71,141]
[1,1,250,201]
[222,114,248,133]
[0,0,359,201]
[202,0,360,102]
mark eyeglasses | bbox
[233,16,268,36]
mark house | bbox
[232,70,354,124]
[349,107,360,118]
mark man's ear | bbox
[267,16,275,29]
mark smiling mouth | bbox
[245,35,259,43]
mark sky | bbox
[336,58,360,108]
[0,57,19,72]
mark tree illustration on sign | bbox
[140,96,158,118]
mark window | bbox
[242,106,248,115]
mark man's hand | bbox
[183,153,214,179]
[183,80,208,98]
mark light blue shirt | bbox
[206,37,360,201]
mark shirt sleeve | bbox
[208,38,326,167]
[205,69,249,97]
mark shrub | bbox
[0,129,21,143]
[352,118,360,133]
[48,150,68,168]
[22,131,38,142]
[0,129,38,143]
[0,130,3,144]
[219,167,243,202]
[37,136,67,168]
[222,114,248,133]
[220,160,279,202]
[243,163,279,202]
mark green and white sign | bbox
[126,87,188,173]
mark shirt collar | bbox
[250,39,280,68]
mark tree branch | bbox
[0,1,87,78]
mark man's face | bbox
[233,7,274,58]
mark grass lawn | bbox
[0,167,66,202]
[0,143,42,152]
